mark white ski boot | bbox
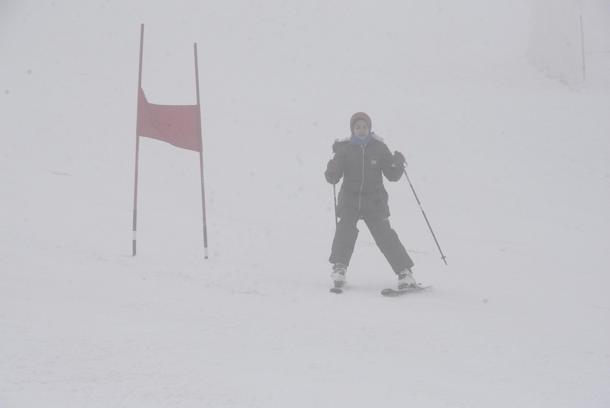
[331,263,347,288]
[397,268,417,289]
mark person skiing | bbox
[325,112,416,290]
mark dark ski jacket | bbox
[325,134,403,219]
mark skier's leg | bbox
[364,215,414,274]
[329,211,360,266]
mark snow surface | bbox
[1,1,610,407]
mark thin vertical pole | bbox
[579,11,586,82]
[194,43,209,259]
[132,23,144,256]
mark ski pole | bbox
[403,168,448,265]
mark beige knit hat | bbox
[350,112,372,133]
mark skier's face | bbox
[353,120,370,138]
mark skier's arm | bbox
[381,146,405,182]
[325,141,346,184]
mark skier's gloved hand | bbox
[393,151,407,168]
[327,158,339,174]
[325,158,342,184]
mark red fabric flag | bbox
[137,88,201,152]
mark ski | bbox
[329,287,343,294]
[381,284,431,297]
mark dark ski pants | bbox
[329,212,414,274]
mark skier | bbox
[325,112,416,290]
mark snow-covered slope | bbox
[1,1,609,407]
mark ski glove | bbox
[326,158,342,184]
[327,158,339,174]
[393,151,407,168]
